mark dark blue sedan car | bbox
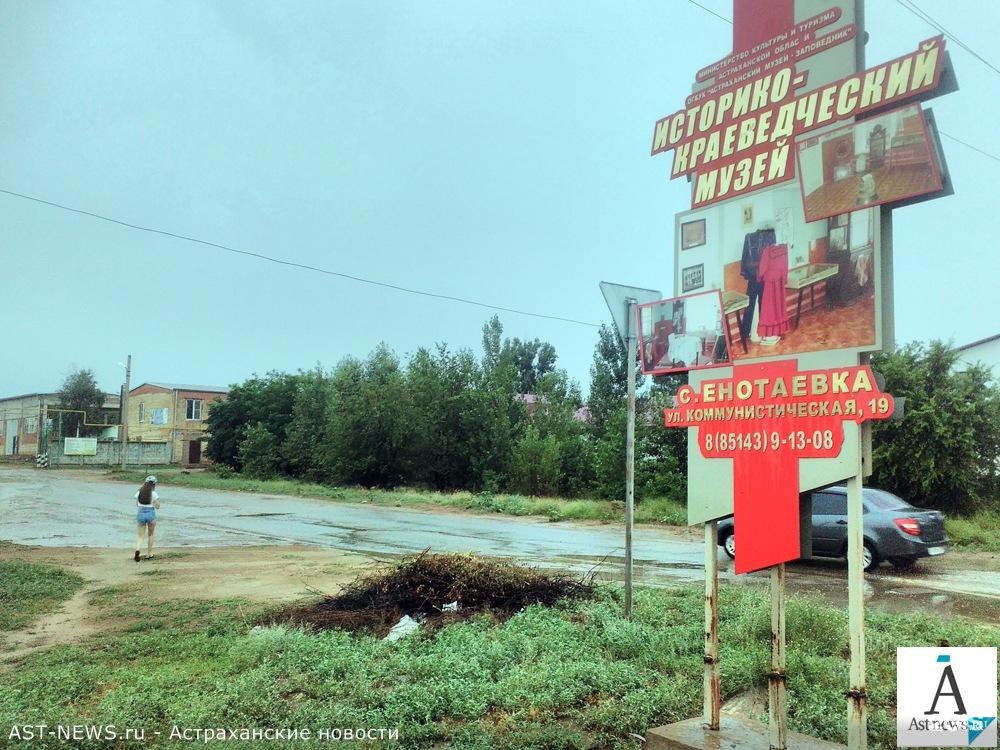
[716,486,948,572]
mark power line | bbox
[895,0,1000,77]
[939,131,1000,164]
[686,0,731,25]
[0,187,600,328]
[678,0,1000,165]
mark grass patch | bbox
[1,580,996,749]
[0,559,85,631]
[109,469,687,529]
[946,509,1000,553]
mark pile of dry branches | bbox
[283,551,595,636]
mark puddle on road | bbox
[233,513,291,518]
[556,553,702,571]
[310,520,370,532]
[542,553,999,625]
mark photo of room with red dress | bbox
[674,184,879,361]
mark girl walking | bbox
[134,475,160,562]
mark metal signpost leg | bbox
[704,520,720,730]
[846,423,867,749]
[624,300,637,620]
[769,563,787,750]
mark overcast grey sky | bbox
[2,0,997,397]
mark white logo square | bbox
[897,647,997,747]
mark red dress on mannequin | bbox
[756,243,790,337]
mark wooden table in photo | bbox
[786,263,839,328]
[722,290,749,353]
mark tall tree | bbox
[283,367,334,481]
[326,345,414,488]
[588,325,644,432]
[205,372,299,470]
[871,341,999,513]
[57,368,105,436]
[504,338,557,394]
[407,344,494,490]
[478,317,527,489]
[483,316,558,394]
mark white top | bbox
[135,489,159,507]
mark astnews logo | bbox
[897,647,997,747]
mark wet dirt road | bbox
[1,468,996,623]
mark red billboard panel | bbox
[663,360,895,573]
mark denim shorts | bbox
[136,506,157,525]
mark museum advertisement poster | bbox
[651,3,950,365]
[648,0,955,524]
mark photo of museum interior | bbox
[638,292,729,374]
[674,185,879,361]
[797,103,940,221]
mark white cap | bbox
[145,475,157,484]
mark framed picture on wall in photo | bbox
[681,264,704,292]
[680,218,706,250]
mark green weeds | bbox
[1,581,996,749]
[0,559,84,631]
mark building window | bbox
[151,408,169,425]
[186,399,203,421]
[138,403,145,422]
[25,417,37,434]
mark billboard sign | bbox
[651,34,947,210]
[64,437,98,456]
[637,291,733,375]
[663,359,895,573]
[649,0,956,532]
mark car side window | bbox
[812,492,847,515]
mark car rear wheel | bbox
[862,541,878,572]
[722,532,736,559]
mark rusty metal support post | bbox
[768,563,787,750]
[703,521,720,729]
[846,422,868,750]
[624,300,637,620]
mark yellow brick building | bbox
[126,383,227,465]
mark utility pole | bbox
[624,298,637,619]
[598,282,661,620]
[120,355,131,471]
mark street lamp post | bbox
[119,355,131,471]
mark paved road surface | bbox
[0,468,996,622]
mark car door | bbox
[811,491,848,556]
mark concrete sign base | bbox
[645,716,845,750]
